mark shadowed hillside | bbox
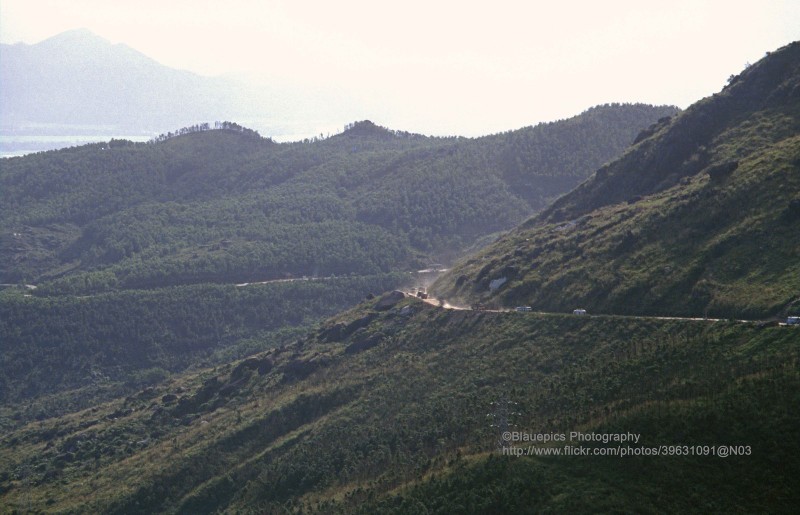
[1,295,796,512]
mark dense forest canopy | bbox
[0,104,677,294]
[0,274,406,408]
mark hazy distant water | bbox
[0,134,153,158]
[0,119,357,158]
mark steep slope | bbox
[1,295,797,512]
[434,41,800,319]
[0,104,676,293]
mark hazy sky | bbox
[2,0,799,137]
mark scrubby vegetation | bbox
[436,41,800,320]
[1,297,797,512]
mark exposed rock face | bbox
[280,356,329,382]
[489,277,507,291]
[319,313,379,342]
[374,290,406,311]
[230,356,273,380]
[398,305,415,317]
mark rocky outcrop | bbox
[230,356,273,380]
[374,290,406,311]
[319,313,378,342]
[345,331,386,354]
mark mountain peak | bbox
[538,40,800,225]
[340,120,394,138]
[24,29,158,67]
[37,28,112,49]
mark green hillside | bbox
[3,41,799,515]
[434,42,800,319]
[0,273,405,412]
[1,296,797,512]
[0,104,676,294]
[0,104,676,425]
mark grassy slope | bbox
[435,134,800,318]
[433,42,800,319]
[1,297,797,513]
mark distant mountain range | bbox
[0,29,366,145]
[0,29,239,134]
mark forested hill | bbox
[3,42,798,515]
[0,103,676,293]
[435,41,800,319]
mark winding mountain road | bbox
[409,291,786,325]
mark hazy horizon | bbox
[2,0,799,140]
